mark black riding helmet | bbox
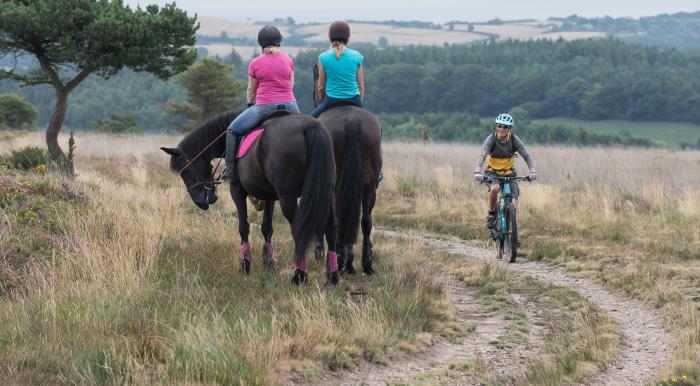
[328,20,350,43]
[258,25,282,48]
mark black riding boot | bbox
[221,132,241,181]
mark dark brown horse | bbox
[313,105,382,275]
[162,110,339,285]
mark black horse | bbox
[313,105,383,275]
[311,63,382,274]
[162,110,339,285]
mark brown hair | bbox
[331,41,346,59]
[263,46,279,55]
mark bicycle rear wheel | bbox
[504,203,518,263]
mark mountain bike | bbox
[482,175,531,263]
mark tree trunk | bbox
[46,88,68,159]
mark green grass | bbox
[533,117,700,147]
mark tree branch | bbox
[33,50,64,89]
[65,69,90,92]
[0,69,53,86]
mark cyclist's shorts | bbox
[485,172,519,198]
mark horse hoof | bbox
[291,269,307,285]
[363,265,375,275]
[344,264,356,275]
[325,271,339,286]
[240,260,251,275]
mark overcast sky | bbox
[123,0,699,23]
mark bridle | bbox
[182,162,218,195]
[177,129,228,197]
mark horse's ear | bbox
[161,147,182,157]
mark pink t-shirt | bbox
[248,51,296,105]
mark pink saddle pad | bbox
[237,128,264,159]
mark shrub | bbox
[3,146,50,170]
[89,114,145,134]
[0,93,38,129]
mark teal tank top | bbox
[319,48,364,99]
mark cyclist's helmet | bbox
[257,26,282,48]
[495,113,515,128]
[329,20,351,43]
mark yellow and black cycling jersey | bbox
[476,133,535,175]
[487,155,516,175]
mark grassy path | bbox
[358,228,669,385]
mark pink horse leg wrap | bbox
[327,251,338,273]
[240,241,252,262]
[295,256,307,272]
[264,243,274,259]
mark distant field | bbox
[460,23,546,40]
[197,16,292,39]
[198,44,312,58]
[533,117,700,147]
[196,16,611,55]
[294,22,485,46]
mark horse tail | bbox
[292,120,335,255]
[337,114,362,245]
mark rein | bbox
[178,128,228,177]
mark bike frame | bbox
[484,176,529,241]
[497,182,512,240]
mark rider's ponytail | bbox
[263,46,279,55]
[331,41,346,59]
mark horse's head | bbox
[161,146,218,210]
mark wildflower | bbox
[682,375,688,380]
[672,378,677,383]
[36,164,47,175]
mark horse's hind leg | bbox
[361,186,377,275]
[261,199,276,272]
[324,209,339,285]
[279,195,307,285]
[231,184,252,274]
[314,234,325,261]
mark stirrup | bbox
[221,165,238,182]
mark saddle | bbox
[236,108,292,159]
[327,99,360,109]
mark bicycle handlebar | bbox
[482,175,531,184]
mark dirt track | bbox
[293,229,672,385]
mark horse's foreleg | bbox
[280,195,306,285]
[361,186,377,275]
[231,185,252,275]
[261,199,276,271]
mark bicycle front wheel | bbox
[504,203,518,263]
[495,235,504,260]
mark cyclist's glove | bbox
[474,172,484,182]
[528,172,538,181]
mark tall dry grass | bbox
[0,131,456,384]
[378,141,700,382]
[2,133,699,383]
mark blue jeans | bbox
[228,101,300,135]
[310,95,363,118]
